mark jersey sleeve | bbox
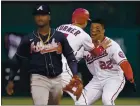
[110,43,127,65]
[61,33,73,57]
[16,36,30,58]
[74,46,84,62]
[82,33,95,51]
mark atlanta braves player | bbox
[56,9,111,101]
[6,5,81,105]
[75,19,136,105]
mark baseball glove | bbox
[63,75,83,100]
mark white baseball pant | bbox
[30,74,63,105]
[75,76,125,105]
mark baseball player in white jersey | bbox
[56,9,111,101]
[75,19,136,105]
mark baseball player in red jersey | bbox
[75,19,136,105]
[56,9,111,101]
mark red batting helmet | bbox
[72,8,91,24]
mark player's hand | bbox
[6,81,14,95]
[98,39,111,50]
[129,79,136,92]
[131,82,136,92]
[63,75,83,100]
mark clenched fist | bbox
[6,81,14,95]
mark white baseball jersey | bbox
[78,37,127,79]
[56,24,95,72]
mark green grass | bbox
[2,97,140,105]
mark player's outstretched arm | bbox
[66,52,78,75]
[61,32,78,75]
[64,54,83,100]
[61,33,83,100]
[120,61,136,92]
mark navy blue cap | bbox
[33,5,51,15]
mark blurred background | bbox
[1,1,140,105]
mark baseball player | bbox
[6,4,81,105]
[56,8,111,101]
[75,19,136,105]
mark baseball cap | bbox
[32,4,51,15]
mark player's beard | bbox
[37,23,49,28]
[36,20,50,28]
[38,24,46,28]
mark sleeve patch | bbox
[118,51,125,58]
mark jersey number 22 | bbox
[99,60,113,69]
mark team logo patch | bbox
[118,51,125,58]
[30,38,62,54]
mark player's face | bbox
[34,14,50,27]
[90,23,104,41]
